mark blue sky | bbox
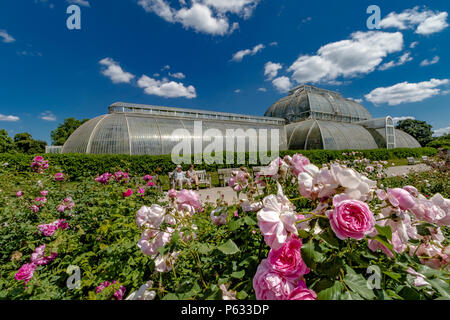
[0,0,449,143]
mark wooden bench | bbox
[217,168,241,187]
[169,170,211,189]
[407,157,419,165]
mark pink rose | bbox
[54,173,64,181]
[253,259,295,300]
[257,184,298,250]
[143,175,153,181]
[30,205,40,213]
[387,188,416,210]
[137,187,145,196]
[288,281,317,300]
[31,244,58,266]
[136,205,165,229]
[40,190,49,196]
[15,263,37,284]
[168,189,177,199]
[368,239,394,258]
[96,281,111,293]
[267,236,309,280]
[114,286,127,300]
[327,196,375,240]
[16,191,23,197]
[403,186,418,197]
[147,181,156,187]
[210,208,228,226]
[287,154,311,176]
[122,189,133,198]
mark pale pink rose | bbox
[136,205,165,229]
[137,187,145,196]
[376,189,387,201]
[40,190,49,196]
[253,259,295,300]
[411,199,447,225]
[37,222,58,236]
[210,208,227,226]
[261,158,282,176]
[403,186,418,197]
[168,189,177,199]
[406,268,429,287]
[257,183,298,250]
[31,244,57,266]
[122,189,133,198]
[267,236,309,280]
[365,166,374,173]
[177,189,202,211]
[138,228,173,257]
[330,164,376,201]
[327,196,375,240]
[228,176,236,187]
[288,281,317,300]
[287,154,311,176]
[368,239,394,258]
[154,252,179,273]
[15,263,37,284]
[411,243,449,270]
[219,284,237,300]
[30,205,39,213]
[16,191,23,197]
[387,188,416,211]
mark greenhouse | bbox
[62,85,421,155]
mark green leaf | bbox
[228,220,242,232]
[373,235,394,251]
[343,266,376,300]
[301,239,325,268]
[319,229,340,249]
[317,281,344,300]
[416,224,432,236]
[428,279,450,299]
[217,239,240,255]
[243,216,257,226]
[197,243,214,255]
[237,291,248,299]
[162,293,179,300]
[375,225,392,241]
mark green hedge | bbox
[0,147,437,181]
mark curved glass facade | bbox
[63,111,288,156]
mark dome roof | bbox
[62,107,288,155]
[265,85,372,123]
[285,119,379,150]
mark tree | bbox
[396,119,433,147]
[50,117,89,146]
[0,129,15,153]
[427,134,450,150]
[14,132,47,154]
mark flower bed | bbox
[0,154,448,300]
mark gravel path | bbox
[384,164,432,178]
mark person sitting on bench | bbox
[187,164,199,191]
[173,165,191,189]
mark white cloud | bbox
[0,114,20,122]
[231,44,265,62]
[137,0,259,35]
[420,56,440,67]
[349,98,363,103]
[365,78,449,106]
[137,75,196,99]
[380,6,449,35]
[433,126,450,137]
[0,30,15,43]
[391,116,416,125]
[67,0,90,7]
[379,52,413,71]
[169,72,186,79]
[234,89,241,93]
[272,76,292,93]
[258,87,267,92]
[99,58,135,84]
[410,41,419,49]
[40,111,56,121]
[269,42,278,46]
[264,62,282,80]
[287,31,403,84]
[202,0,259,19]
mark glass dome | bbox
[265,85,372,123]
